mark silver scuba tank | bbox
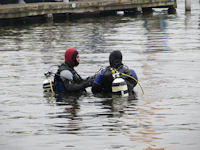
[112,78,128,97]
[111,69,129,97]
[43,72,54,93]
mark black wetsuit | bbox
[54,63,90,94]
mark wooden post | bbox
[185,0,191,11]
[18,0,25,4]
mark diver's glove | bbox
[84,76,94,87]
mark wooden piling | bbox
[18,0,25,4]
[46,13,53,21]
[185,0,191,11]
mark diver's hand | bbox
[83,76,93,87]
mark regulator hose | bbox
[121,73,144,95]
[49,76,54,94]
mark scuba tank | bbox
[111,69,129,97]
[43,65,59,94]
[43,71,54,93]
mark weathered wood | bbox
[185,0,191,11]
[0,0,177,19]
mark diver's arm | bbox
[130,69,138,87]
[60,70,90,92]
[63,80,90,92]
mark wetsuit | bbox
[53,48,91,94]
[92,65,137,95]
[92,50,138,96]
[54,63,90,94]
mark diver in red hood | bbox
[54,48,92,94]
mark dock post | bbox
[137,7,142,13]
[18,0,25,4]
[185,0,191,11]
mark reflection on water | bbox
[143,13,169,53]
[0,0,200,150]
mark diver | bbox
[91,50,138,97]
[53,48,92,95]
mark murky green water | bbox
[0,0,200,149]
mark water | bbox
[0,0,200,149]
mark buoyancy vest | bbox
[54,63,83,93]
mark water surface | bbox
[0,0,200,149]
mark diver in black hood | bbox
[91,50,138,97]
